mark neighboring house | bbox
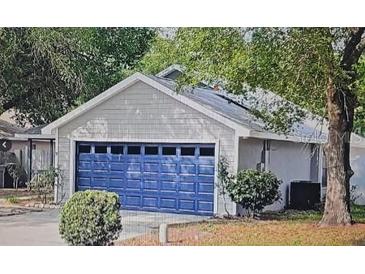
[41,65,365,216]
[0,110,54,188]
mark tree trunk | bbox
[320,77,354,226]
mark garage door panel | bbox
[94,154,109,161]
[76,142,215,215]
[126,179,141,189]
[125,195,141,207]
[180,164,196,174]
[198,165,215,175]
[198,182,214,193]
[197,175,215,183]
[142,197,158,208]
[109,178,125,188]
[110,162,124,171]
[78,161,92,169]
[93,161,109,170]
[110,155,124,161]
[179,182,195,192]
[161,181,177,191]
[160,174,177,181]
[197,201,213,212]
[161,163,177,173]
[126,163,141,171]
[179,175,195,183]
[179,158,196,165]
[79,154,93,161]
[143,163,159,172]
[179,200,195,211]
[197,158,215,165]
[77,170,93,178]
[78,177,91,186]
[160,198,177,209]
[126,172,141,180]
[143,180,159,190]
[92,177,108,187]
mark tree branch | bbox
[341,28,365,70]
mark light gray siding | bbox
[351,147,365,205]
[56,81,236,215]
[238,138,315,212]
[266,141,313,210]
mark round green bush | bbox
[226,169,281,216]
[59,190,122,246]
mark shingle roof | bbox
[0,119,26,137]
[148,74,328,142]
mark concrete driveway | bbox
[0,208,208,245]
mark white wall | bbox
[56,81,237,215]
[238,138,263,170]
[238,138,314,212]
[9,140,52,171]
[351,147,365,205]
[266,141,313,210]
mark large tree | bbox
[139,28,365,226]
[0,27,156,125]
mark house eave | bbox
[42,72,251,135]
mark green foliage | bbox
[138,28,365,135]
[227,169,281,217]
[27,167,60,204]
[59,190,122,246]
[350,184,363,205]
[217,157,236,217]
[217,158,281,217]
[6,195,19,204]
[75,28,156,102]
[0,27,156,125]
[354,57,365,136]
[6,162,27,189]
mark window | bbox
[95,145,107,154]
[111,146,123,155]
[162,147,176,156]
[32,144,37,150]
[181,147,195,156]
[128,146,141,155]
[145,146,158,155]
[199,147,215,157]
[79,145,91,153]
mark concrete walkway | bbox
[0,208,208,245]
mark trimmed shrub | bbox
[226,169,281,217]
[59,190,122,246]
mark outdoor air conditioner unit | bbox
[289,180,321,210]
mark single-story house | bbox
[41,65,365,216]
[0,110,54,188]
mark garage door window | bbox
[145,146,158,155]
[95,145,107,154]
[128,146,141,155]
[162,147,176,155]
[111,146,124,155]
[181,147,195,156]
[200,147,215,156]
[79,145,91,153]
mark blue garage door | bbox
[76,143,215,215]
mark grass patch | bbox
[118,205,365,246]
[5,195,19,204]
